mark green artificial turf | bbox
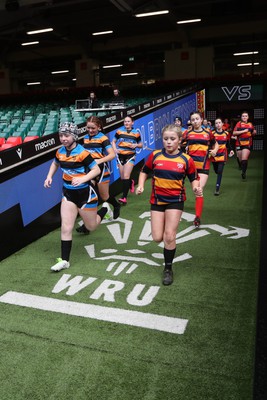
[0,152,263,400]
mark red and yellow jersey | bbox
[55,144,97,190]
[222,122,230,131]
[182,128,216,171]
[211,130,231,162]
[142,148,197,205]
[114,127,141,156]
[233,121,254,147]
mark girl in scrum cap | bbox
[44,122,108,272]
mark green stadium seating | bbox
[0,129,13,138]
[43,130,56,135]
[27,129,42,137]
[12,128,27,138]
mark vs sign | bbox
[221,85,251,101]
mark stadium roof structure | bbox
[0,0,266,88]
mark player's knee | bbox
[152,233,163,243]
[164,231,176,246]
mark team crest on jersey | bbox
[177,163,184,169]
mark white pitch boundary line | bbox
[0,291,188,335]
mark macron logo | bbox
[16,148,23,159]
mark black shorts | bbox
[62,186,98,209]
[117,153,136,166]
[236,145,252,151]
[197,169,209,175]
[151,202,184,212]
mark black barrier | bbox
[0,133,60,176]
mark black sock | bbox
[163,248,176,270]
[216,174,222,188]
[241,160,248,173]
[97,206,108,221]
[61,240,72,262]
[107,196,120,208]
[122,179,130,198]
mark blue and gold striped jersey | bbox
[55,144,97,190]
[83,132,112,159]
[114,127,141,156]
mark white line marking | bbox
[0,291,188,335]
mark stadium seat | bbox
[43,130,55,136]
[0,130,12,139]
[0,137,5,146]
[0,123,8,131]
[9,121,20,130]
[85,112,93,118]
[45,123,57,130]
[27,129,42,137]
[24,109,34,116]
[13,111,23,119]
[0,116,10,124]
[6,136,23,146]
[23,135,39,142]
[19,123,30,133]
[12,128,27,138]
[0,143,15,151]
